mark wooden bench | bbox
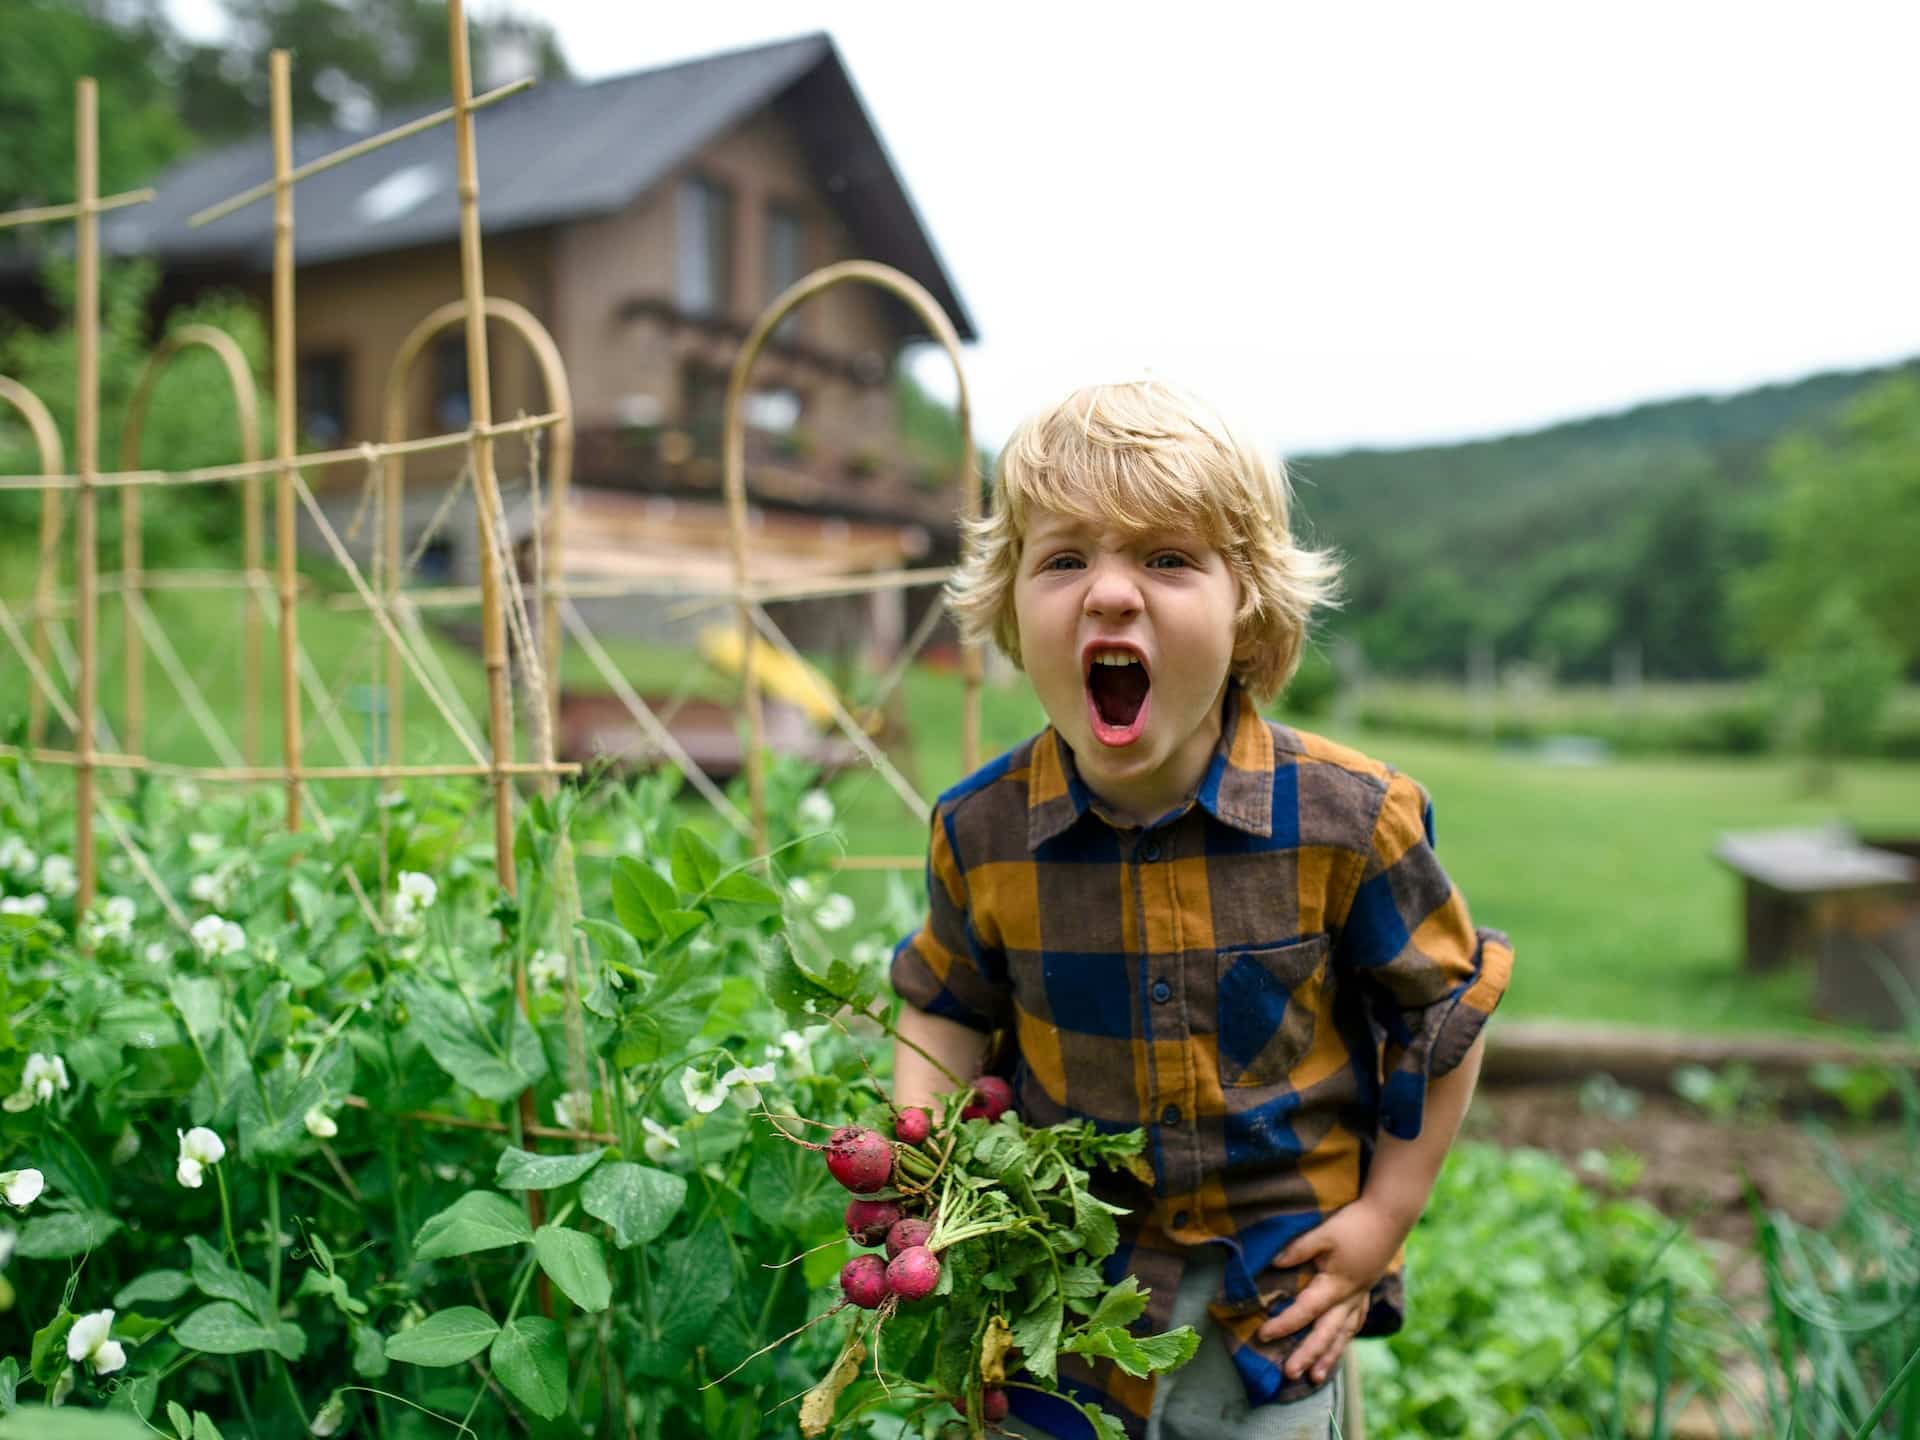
[1712,826,1920,1029]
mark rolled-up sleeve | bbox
[888,805,1011,1034]
[1339,771,1513,1140]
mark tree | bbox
[1733,376,1920,673]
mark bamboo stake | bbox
[448,3,515,897]
[74,78,100,914]
[0,188,151,230]
[271,50,302,833]
[445,0,544,1278]
[0,377,66,746]
[0,410,560,490]
[187,79,533,229]
[121,436,143,754]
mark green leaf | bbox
[168,976,224,1044]
[489,1316,567,1420]
[238,1048,352,1163]
[1083,1275,1151,1332]
[1011,1283,1065,1385]
[399,980,547,1103]
[412,1190,533,1261]
[383,1307,501,1367]
[495,1146,605,1191]
[706,868,782,925]
[745,1136,844,1237]
[610,858,676,943]
[669,828,724,897]
[532,1225,611,1312]
[115,1269,194,1307]
[580,1162,685,1249]
[30,1309,75,1386]
[166,1402,191,1440]
[0,1355,16,1413]
[186,1235,272,1318]
[0,1413,149,1440]
[351,1322,390,1378]
[1060,1322,1199,1378]
[653,1225,734,1348]
[192,1415,224,1440]
[173,1301,281,1356]
[16,1210,121,1260]
[111,1312,169,1345]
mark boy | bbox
[890,380,1514,1440]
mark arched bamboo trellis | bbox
[380,296,573,777]
[723,259,982,858]
[118,324,265,760]
[0,375,66,749]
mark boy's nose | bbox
[1082,562,1142,619]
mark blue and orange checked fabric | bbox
[890,680,1515,1439]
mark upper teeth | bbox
[1090,652,1139,667]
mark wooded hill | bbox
[1291,358,1920,680]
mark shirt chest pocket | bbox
[1215,934,1332,1089]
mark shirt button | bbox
[1171,1209,1190,1230]
[1150,979,1171,1004]
[1161,1104,1181,1126]
[1140,839,1161,862]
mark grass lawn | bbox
[6,576,1916,1038]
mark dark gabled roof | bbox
[86,32,976,340]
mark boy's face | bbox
[1012,510,1241,824]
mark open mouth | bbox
[1085,647,1151,746]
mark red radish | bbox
[844,1198,903,1247]
[839,1254,889,1309]
[825,1126,894,1194]
[885,1244,941,1301]
[960,1075,1014,1122]
[953,1387,1009,1422]
[895,1105,931,1144]
[884,1217,932,1260]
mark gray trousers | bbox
[1003,1258,1342,1440]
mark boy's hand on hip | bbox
[1257,1197,1404,1351]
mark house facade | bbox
[79,34,978,658]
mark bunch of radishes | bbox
[824,1076,1013,1313]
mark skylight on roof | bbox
[356,164,441,225]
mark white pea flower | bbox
[190,914,245,959]
[678,1067,729,1116]
[3,1053,70,1112]
[0,837,34,878]
[66,1308,126,1376]
[0,1169,44,1208]
[38,855,76,900]
[0,894,47,918]
[812,894,855,932]
[311,1392,348,1436]
[640,1117,681,1164]
[386,870,438,935]
[187,833,219,858]
[49,1364,73,1405]
[528,948,567,994]
[722,1061,775,1111]
[176,1126,226,1189]
[552,1091,591,1132]
[187,873,221,905]
[766,1027,817,1076]
[784,876,817,906]
[83,895,136,948]
[796,789,836,831]
[303,1105,338,1139]
[143,941,170,966]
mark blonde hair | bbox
[946,379,1341,704]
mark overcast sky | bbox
[165,0,1920,457]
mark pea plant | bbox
[0,753,986,1439]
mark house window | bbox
[765,204,806,339]
[677,176,735,316]
[298,351,349,446]
[433,337,470,431]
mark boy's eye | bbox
[1041,554,1083,572]
[1148,553,1190,569]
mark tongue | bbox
[1088,664,1149,727]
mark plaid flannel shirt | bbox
[890,681,1514,1439]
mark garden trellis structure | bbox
[0,0,985,1275]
